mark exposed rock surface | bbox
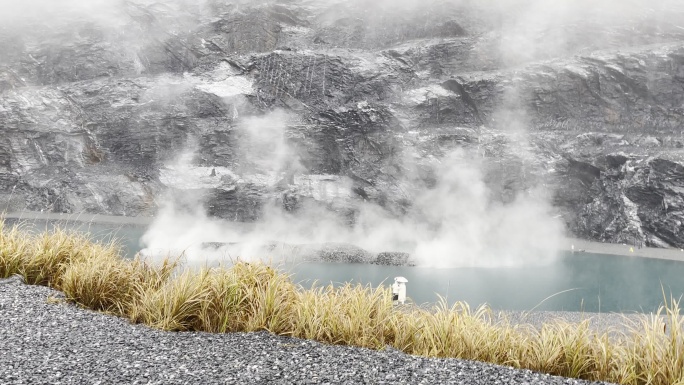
[1,0,684,248]
[200,241,413,265]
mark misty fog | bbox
[3,0,682,267]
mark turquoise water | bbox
[5,217,684,313]
[287,254,684,313]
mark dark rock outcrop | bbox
[198,241,414,265]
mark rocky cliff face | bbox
[1,0,684,248]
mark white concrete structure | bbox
[392,277,408,305]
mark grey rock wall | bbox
[1,0,684,247]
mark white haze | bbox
[141,107,564,268]
[1,0,678,266]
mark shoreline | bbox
[2,211,153,226]
[4,211,684,262]
[564,237,684,262]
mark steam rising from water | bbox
[141,108,564,268]
[134,0,675,267]
[4,0,677,266]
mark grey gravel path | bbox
[0,280,614,385]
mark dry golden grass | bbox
[61,252,176,316]
[292,283,395,348]
[0,221,30,279]
[0,220,106,287]
[2,221,684,385]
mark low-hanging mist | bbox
[3,0,683,259]
[141,109,564,268]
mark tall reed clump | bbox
[396,300,522,362]
[612,298,684,385]
[0,220,109,288]
[60,253,176,317]
[292,282,395,348]
[131,263,298,333]
[21,228,93,287]
[0,221,31,279]
[515,319,611,380]
[2,222,684,385]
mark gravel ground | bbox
[0,278,616,385]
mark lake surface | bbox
[4,216,684,313]
[286,254,684,313]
